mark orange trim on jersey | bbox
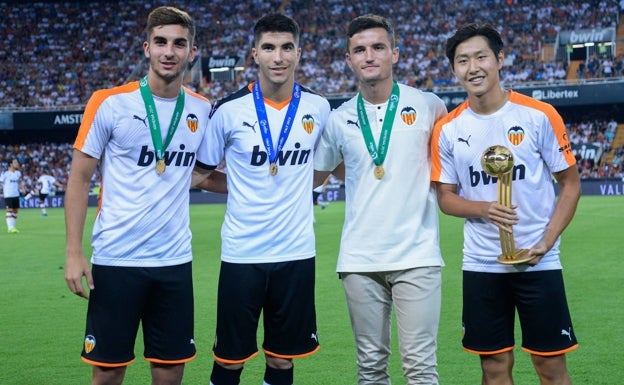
[463,345,515,355]
[508,91,576,166]
[263,345,320,360]
[74,82,140,151]
[146,353,197,365]
[213,351,259,365]
[430,100,470,181]
[81,356,135,367]
[183,86,211,103]
[246,82,292,110]
[522,343,578,356]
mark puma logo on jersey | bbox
[311,332,318,343]
[250,144,311,167]
[137,145,196,168]
[469,164,526,187]
[243,121,258,133]
[347,120,360,129]
[458,135,471,147]
[133,115,148,127]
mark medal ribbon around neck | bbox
[356,81,400,169]
[139,76,185,173]
[252,81,301,175]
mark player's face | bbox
[346,28,398,85]
[144,24,197,83]
[252,32,301,88]
[451,35,503,98]
[11,159,20,170]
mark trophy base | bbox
[496,249,534,265]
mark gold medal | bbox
[156,159,166,174]
[374,165,385,180]
[269,163,278,176]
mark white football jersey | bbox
[75,81,211,267]
[1,170,21,198]
[204,83,330,263]
[37,174,57,194]
[315,83,447,273]
[431,91,576,273]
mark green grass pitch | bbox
[0,195,622,384]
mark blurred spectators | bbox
[0,0,621,109]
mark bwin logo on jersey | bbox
[469,164,526,187]
[302,114,315,134]
[250,143,311,167]
[137,145,196,168]
[401,106,417,125]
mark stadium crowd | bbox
[0,0,623,186]
[0,0,622,109]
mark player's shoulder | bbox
[508,90,559,116]
[209,85,252,118]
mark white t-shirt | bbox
[431,91,576,273]
[204,83,330,263]
[76,81,212,267]
[37,174,57,194]
[315,83,447,273]
[1,170,21,198]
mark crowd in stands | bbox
[0,0,622,109]
[1,0,623,182]
[0,143,73,196]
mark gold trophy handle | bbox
[497,173,532,264]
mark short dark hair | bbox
[253,13,300,47]
[145,6,196,46]
[445,23,504,69]
[347,14,395,50]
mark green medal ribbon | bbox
[356,81,399,179]
[139,76,185,174]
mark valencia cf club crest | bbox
[186,113,199,133]
[507,126,525,146]
[401,106,417,125]
[84,334,96,354]
[302,114,314,134]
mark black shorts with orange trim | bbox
[462,270,578,356]
[81,262,196,367]
[212,258,319,364]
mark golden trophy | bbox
[481,145,533,265]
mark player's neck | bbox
[359,78,394,105]
[469,88,509,115]
[257,78,295,104]
[147,75,184,99]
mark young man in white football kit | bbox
[431,23,581,385]
[314,14,447,385]
[195,13,330,385]
[1,159,24,233]
[64,7,213,385]
[35,172,62,216]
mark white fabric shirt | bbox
[1,170,21,198]
[431,91,577,273]
[315,83,447,273]
[37,174,57,194]
[204,83,330,263]
[75,81,211,267]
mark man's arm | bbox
[526,166,581,264]
[192,167,227,194]
[435,182,518,232]
[64,150,98,299]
